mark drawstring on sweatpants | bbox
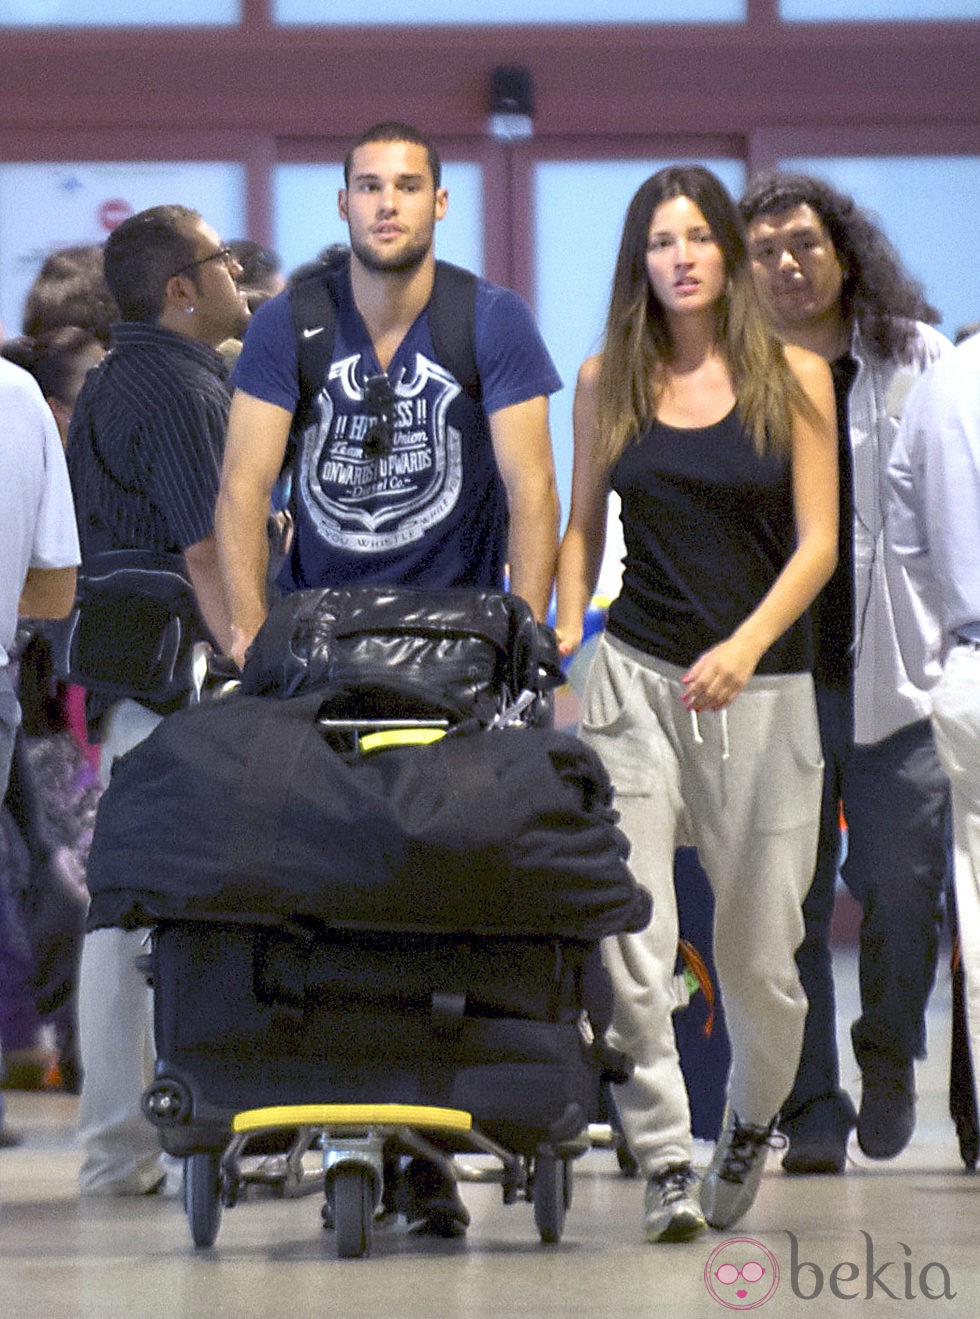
[688,707,731,761]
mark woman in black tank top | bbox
[555,166,838,1244]
[557,165,837,691]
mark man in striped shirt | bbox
[67,205,249,1196]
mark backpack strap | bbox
[285,255,344,467]
[428,260,481,407]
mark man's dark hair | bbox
[227,239,281,290]
[286,243,350,289]
[343,120,442,190]
[1,325,101,405]
[740,170,940,361]
[102,205,202,323]
[227,239,283,311]
[22,244,117,346]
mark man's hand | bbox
[228,624,257,672]
[215,389,292,663]
[18,564,76,621]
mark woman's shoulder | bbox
[781,341,833,392]
[781,340,825,374]
[576,353,603,392]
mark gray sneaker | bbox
[700,1109,784,1230]
[644,1163,707,1243]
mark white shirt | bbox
[848,321,950,743]
[887,332,980,668]
[0,357,80,666]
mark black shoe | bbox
[857,1052,915,1160]
[783,1131,847,1175]
[404,1157,470,1238]
[955,1123,979,1174]
[781,1093,857,1175]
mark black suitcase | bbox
[144,918,617,1161]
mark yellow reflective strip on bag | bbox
[358,728,447,755]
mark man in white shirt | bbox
[0,355,79,1139]
[888,330,980,1147]
[0,356,79,795]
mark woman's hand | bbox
[681,635,762,711]
[556,357,609,666]
[555,620,584,660]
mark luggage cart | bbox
[176,1100,588,1256]
[141,710,613,1256]
[107,591,646,1258]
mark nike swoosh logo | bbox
[302,326,325,339]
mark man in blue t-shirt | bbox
[215,121,561,1237]
[217,120,562,671]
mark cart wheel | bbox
[331,1166,375,1259]
[532,1153,567,1244]
[185,1151,222,1249]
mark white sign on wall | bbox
[275,0,743,20]
[0,0,238,23]
[0,161,245,338]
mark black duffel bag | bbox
[85,689,650,942]
[239,586,560,724]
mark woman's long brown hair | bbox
[595,164,819,470]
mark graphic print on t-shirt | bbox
[296,352,463,555]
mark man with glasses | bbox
[216,120,561,673]
[215,122,561,1235]
[67,204,249,1196]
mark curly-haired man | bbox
[740,171,952,1174]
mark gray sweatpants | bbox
[78,699,164,1195]
[579,634,822,1177]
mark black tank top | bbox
[606,406,812,674]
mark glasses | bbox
[362,373,396,458]
[714,1262,767,1286]
[171,246,237,278]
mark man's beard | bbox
[350,229,432,275]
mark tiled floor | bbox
[1,946,977,1319]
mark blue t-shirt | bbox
[232,271,561,593]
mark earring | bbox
[186,305,195,314]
